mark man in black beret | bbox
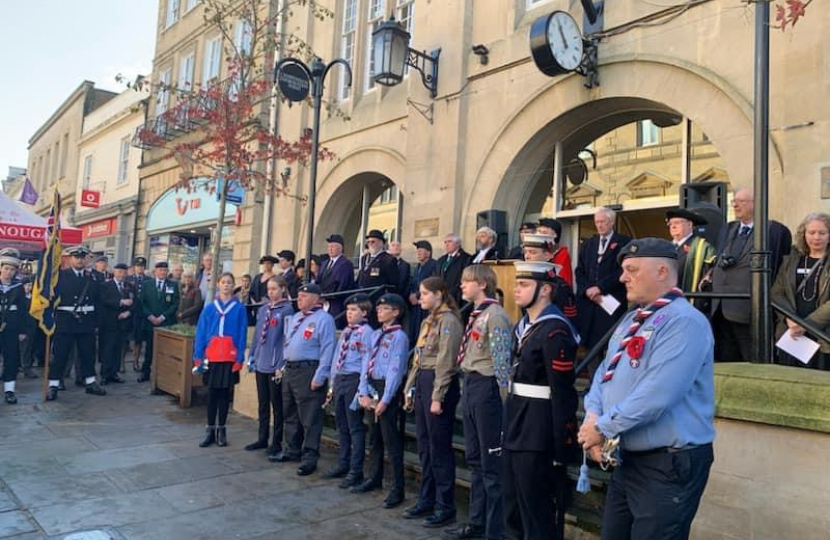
[665,209,717,299]
[409,240,436,338]
[137,261,179,383]
[98,263,134,384]
[358,230,399,327]
[126,256,149,371]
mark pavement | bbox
[0,365,466,540]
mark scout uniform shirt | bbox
[458,301,513,388]
[329,321,374,380]
[404,308,463,403]
[584,297,715,452]
[248,299,294,373]
[359,324,409,405]
[282,307,335,382]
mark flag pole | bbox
[41,335,51,402]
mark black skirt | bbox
[203,362,240,389]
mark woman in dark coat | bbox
[177,272,203,325]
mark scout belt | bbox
[510,382,551,399]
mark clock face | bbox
[547,11,583,71]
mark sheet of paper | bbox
[775,329,820,365]
[599,294,621,316]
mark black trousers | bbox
[1,331,20,383]
[365,379,404,493]
[333,373,366,474]
[282,362,325,464]
[254,370,297,450]
[99,329,127,380]
[51,332,96,383]
[601,444,714,540]
[207,387,231,426]
[414,370,459,512]
[712,309,751,362]
[503,449,564,540]
[140,328,155,377]
[463,373,505,540]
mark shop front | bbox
[144,182,238,275]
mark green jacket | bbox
[140,278,180,332]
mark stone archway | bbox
[461,57,784,241]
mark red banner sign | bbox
[80,190,101,208]
[81,217,117,239]
[0,223,82,244]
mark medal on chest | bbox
[303,322,316,340]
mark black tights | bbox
[207,388,231,426]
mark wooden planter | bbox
[151,327,202,408]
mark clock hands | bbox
[557,21,569,50]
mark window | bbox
[157,69,171,117]
[637,120,660,147]
[37,157,43,190]
[526,0,553,8]
[185,0,199,12]
[45,149,51,183]
[364,0,386,91]
[338,0,358,100]
[59,133,69,177]
[165,0,180,28]
[82,155,93,189]
[233,20,252,57]
[397,0,414,35]
[203,36,222,85]
[51,143,59,182]
[117,138,131,185]
[178,51,195,91]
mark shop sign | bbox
[81,217,117,239]
[146,180,239,231]
[80,190,101,208]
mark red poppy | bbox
[471,330,481,341]
[627,336,646,359]
[303,327,314,339]
[683,244,691,254]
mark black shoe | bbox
[403,503,435,519]
[350,479,382,494]
[423,510,456,529]
[108,375,125,384]
[266,448,283,461]
[245,440,268,451]
[23,368,38,379]
[322,466,349,479]
[57,380,66,391]
[216,427,227,447]
[297,462,317,476]
[85,382,107,396]
[137,374,150,383]
[199,427,216,447]
[74,379,84,387]
[4,392,17,405]
[442,523,485,539]
[339,473,364,489]
[382,491,404,509]
[269,451,300,463]
[46,387,59,401]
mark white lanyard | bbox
[213,299,237,336]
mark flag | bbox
[19,177,38,205]
[29,190,62,335]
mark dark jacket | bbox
[434,250,472,305]
[771,251,830,353]
[507,245,524,260]
[358,251,400,293]
[98,279,135,332]
[55,269,100,334]
[410,259,437,295]
[470,246,499,263]
[139,278,180,331]
[177,286,203,325]
[319,255,355,322]
[282,267,300,299]
[395,257,411,298]
[0,282,27,335]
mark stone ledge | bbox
[714,363,830,434]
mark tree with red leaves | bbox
[773,0,812,30]
[134,0,338,298]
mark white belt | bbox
[57,306,95,313]
[511,382,551,400]
[4,306,17,312]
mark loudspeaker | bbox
[680,182,728,247]
[476,209,508,259]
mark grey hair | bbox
[476,226,497,242]
[445,233,462,245]
[795,212,830,254]
[596,206,616,222]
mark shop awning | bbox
[0,189,83,254]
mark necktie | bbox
[116,282,122,294]
[739,225,751,237]
[600,237,608,251]
[601,287,684,384]
[442,254,453,273]
[457,299,498,365]
[158,281,163,292]
[368,325,402,377]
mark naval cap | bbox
[522,233,556,252]
[514,260,558,283]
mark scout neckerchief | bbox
[259,299,290,345]
[213,297,239,336]
[414,304,452,368]
[368,324,403,376]
[601,287,684,384]
[285,304,322,345]
[456,298,499,365]
[336,320,367,371]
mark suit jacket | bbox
[395,258,411,298]
[712,220,792,324]
[471,246,499,264]
[99,280,134,332]
[319,255,355,322]
[140,278,180,331]
[434,250,472,305]
[507,245,524,260]
[771,251,830,353]
[411,259,437,294]
[358,251,400,293]
[282,267,300,299]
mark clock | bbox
[530,11,585,77]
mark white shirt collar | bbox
[675,233,693,246]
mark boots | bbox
[216,426,227,447]
[199,426,216,447]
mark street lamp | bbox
[273,57,352,283]
[371,18,441,98]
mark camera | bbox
[718,254,737,270]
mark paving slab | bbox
[0,510,37,537]
[103,454,236,492]
[55,445,180,475]
[6,474,123,509]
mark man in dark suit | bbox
[137,261,180,382]
[710,187,792,362]
[98,263,134,385]
[126,256,149,372]
[471,226,500,263]
[409,240,437,338]
[433,233,472,306]
[278,250,300,299]
[358,230,400,327]
[507,222,535,260]
[575,207,631,350]
[388,241,411,297]
[46,245,106,401]
[318,234,355,327]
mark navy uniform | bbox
[126,257,149,367]
[279,283,336,475]
[523,234,578,324]
[98,263,133,384]
[47,246,106,400]
[0,249,26,404]
[89,255,111,283]
[582,239,715,540]
[503,261,580,540]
